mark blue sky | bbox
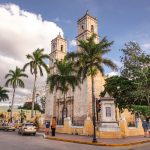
[0,0,150,104]
[1,0,150,65]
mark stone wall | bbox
[120,118,144,137]
[54,117,144,139]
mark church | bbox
[45,11,105,125]
[44,12,144,138]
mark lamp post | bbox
[92,96,97,143]
[35,93,39,116]
[20,109,23,123]
[7,108,11,121]
[96,98,101,121]
[7,102,11,122]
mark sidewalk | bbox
[44,133,150,147]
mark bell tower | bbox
[76,10,99,51]
[49,33,67,74]
[74,11,104,119]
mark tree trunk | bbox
[64,93,67,117]
[10,87,16,122]
[147,94,150,112]
[91,75,97,142]
[31,74,37,118]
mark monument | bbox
[99,93,120,132]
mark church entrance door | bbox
[62,107,67,124]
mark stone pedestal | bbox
[99,93,120,132]
[99,122,120,132]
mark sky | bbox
[0,0,150,106]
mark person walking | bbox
[51,117,56,136]
[142,117,149,137]
[146,117,150,137]
[45,120,50,135]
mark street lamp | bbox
[20,109,23,123]
[92,96,97,143]
[35,93,39,116]
[7,102,11,122]
[7,108,11,121]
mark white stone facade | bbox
[45,12,105,124]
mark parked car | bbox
[4,125,16,131]
[0,122,7,130]
[4,123,16,131]
[0,123,4,130]
[18,123,37,136]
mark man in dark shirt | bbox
[45,120,50,135]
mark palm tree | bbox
[23,48,49,118]
[47,59,80,124]
[67,34,117,142]
[5,67,28,121]
[0,86,9,101]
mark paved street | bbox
[0,131,150,150]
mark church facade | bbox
[45,12,105,125]
[44,12,145,138]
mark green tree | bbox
[120,41,143,79]
[67,34,116,142]
[101,76,141,111]
[133,54,150,110]
[40,96,46,113]
[23,48,49,118]
[131,105,150,117]
[47,59,80,122]
[120,42,150,110]
[5,67,28,120]
[20,102,41,112]
[0,86,9,101]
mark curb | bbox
[45,136,150,147]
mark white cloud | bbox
[54,17,72,24]
[69,39,77,47]
[107,71,120,77]
[113,60,122,68]
[0,3,64,105]
[141,43,150,53]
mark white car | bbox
[18,123,37,136]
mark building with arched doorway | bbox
[44,12,144,138]
[45,11,105,125]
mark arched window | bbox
[61,45,63,51]
[52,43,55,49]
[91,25,94,32]
[81,24,84,30]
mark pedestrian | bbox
[51,117,56,136]
[146,117,150,138]
[135,113,140,128]
[45,120,50,135]
[142,116,148,137]
[135,117,140,128]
